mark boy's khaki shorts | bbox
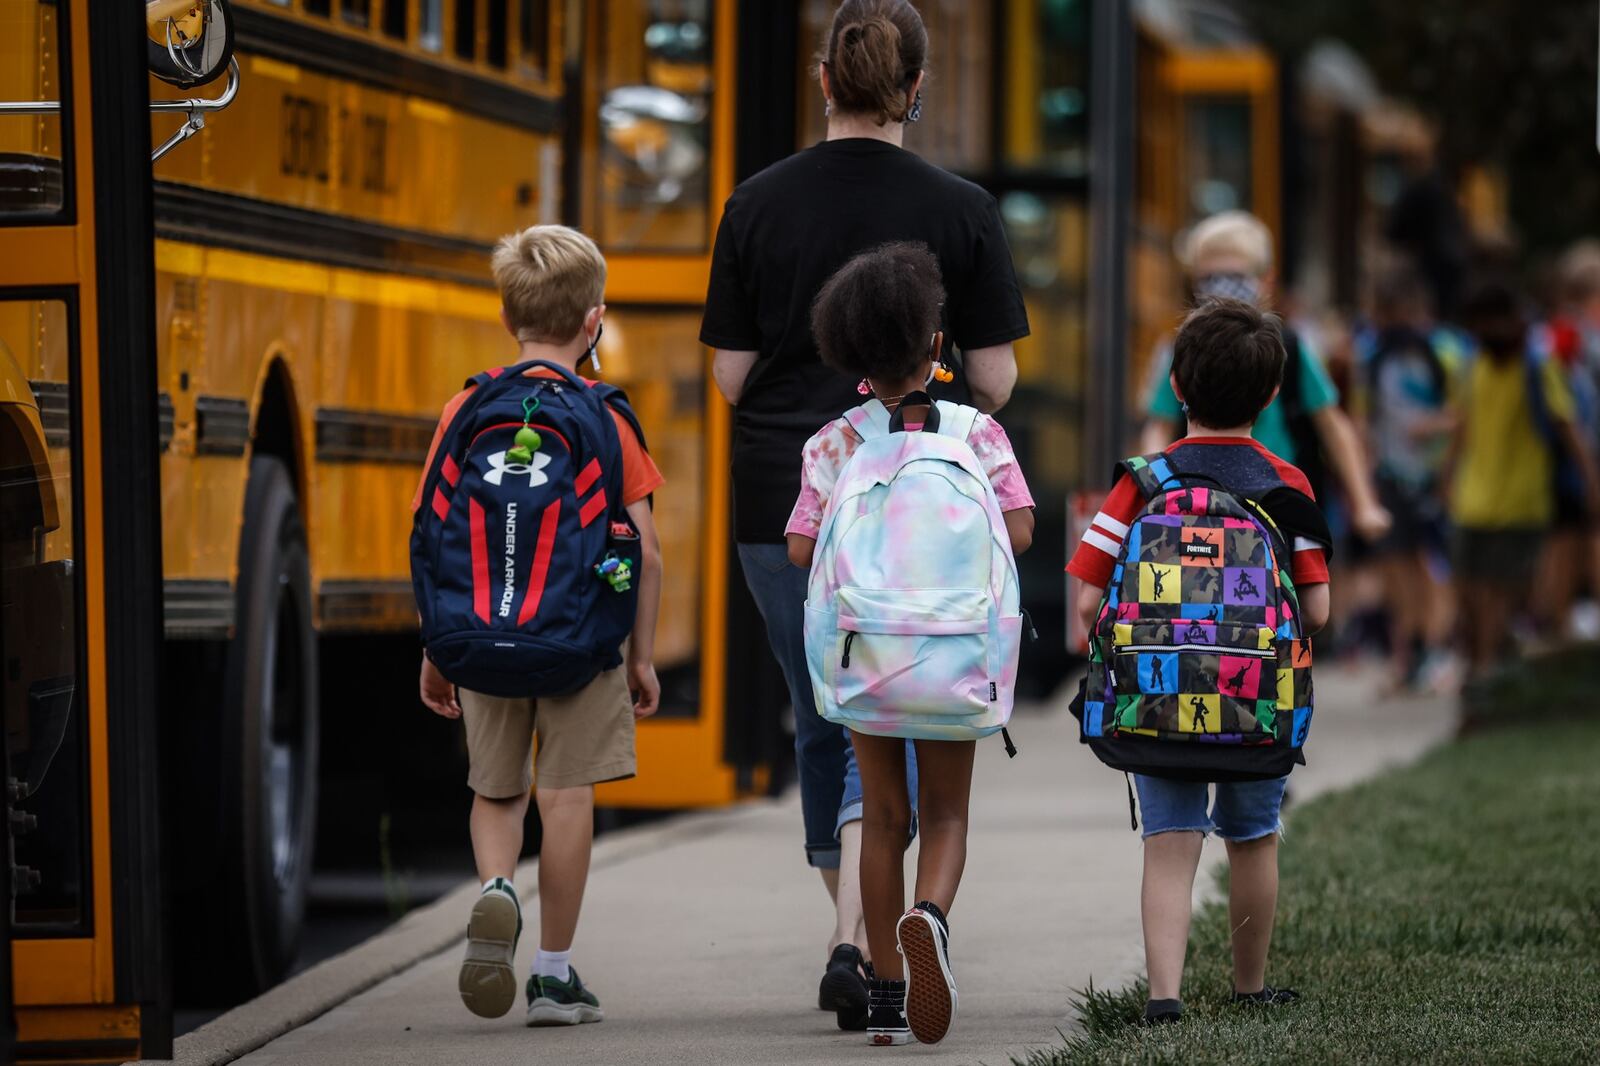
[460,662,636,798]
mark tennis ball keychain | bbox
[506,395,542,464]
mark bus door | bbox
[0,1,219,1059]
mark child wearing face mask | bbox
[1448,281,1600,678]
[1136,211,1392,546]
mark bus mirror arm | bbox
[150,56,240,163]
[0,56,240,165]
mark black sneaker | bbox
[1233,986,1300,1007]
[835,958,876,1031]
[525,966,603,1026]
[819,943,870,1015]
[866,978,910,1046]
[1143,997,1183,1025]
[897,901,955,1045]
[458,879,522,1019]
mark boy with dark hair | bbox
[1070,297,1333,1024]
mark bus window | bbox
[382,0,407,38]
[0,0,66,216]
[1185,96,1252,221]
[303,0,333,17]
[0,298,89,936]
[342,0,372,29]
[518,0,549,80]
[420,0,442,51]
[595,0,713,253]
[486,0,508,67]
[454,0,477,61]
[593,310,705,706]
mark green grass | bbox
[1019,714,1600,1065]
[1460,645,1600,732]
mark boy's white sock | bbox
[533,947,572,983]
[481,877,516,900]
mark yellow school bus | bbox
[4,0,739,1050]
[1130,8,1279,403]
[3,3,173,1059]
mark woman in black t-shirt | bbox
[698,0,1029,1031]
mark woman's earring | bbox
[824,98,833,118]
[857,378,872,396]
[906,91,923,124]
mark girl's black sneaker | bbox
[897,901,955,1045]
[1233,986,1300,1006]
[866,978,910,1046]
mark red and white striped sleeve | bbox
[1066,475,1143,588]
[1290,537,1330,586]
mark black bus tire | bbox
[213,456,319,997]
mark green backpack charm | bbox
[506,395,542,464]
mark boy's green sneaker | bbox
[458,879,522,1019]
[525,967,604,1026]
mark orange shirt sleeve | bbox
[609,407,664,505]
[412,387,472,513]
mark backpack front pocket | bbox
[830,587,996,717]
[1106,619,1278,738]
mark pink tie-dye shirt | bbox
[786,411,1035,539]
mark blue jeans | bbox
[1132,774,1289,841]
[737,543,917,868]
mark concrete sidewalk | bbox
[176,667,1455,1066]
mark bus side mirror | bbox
[146,0,235,89]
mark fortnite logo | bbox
[484,449,552,488]
[499,502,518,618]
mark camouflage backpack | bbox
[1075,454,1314,782]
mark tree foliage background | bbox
[1240,0,1600,261]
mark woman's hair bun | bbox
[818,1,928,126]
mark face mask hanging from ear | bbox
[586,321,604,374]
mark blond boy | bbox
[414,225,664,1025]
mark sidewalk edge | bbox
[133,801,764,1066]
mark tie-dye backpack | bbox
[804,398,1024,743]
[1075,454,1314,781]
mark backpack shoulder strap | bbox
[844,400,890,441]
[590,381,648,451]
[1524,342,1557,443]
[934,400,979,443]
[1116,453,1181,501]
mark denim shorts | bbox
[1132,774,1288,841]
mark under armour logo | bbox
[484,449,552,488]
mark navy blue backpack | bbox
[411,359,645,698]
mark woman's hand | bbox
[419,655,461,719]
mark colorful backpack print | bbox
[411,359,644,699]
[1075,454,1314,781]
[803,399,1024,742]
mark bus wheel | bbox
[222,456,319,995]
